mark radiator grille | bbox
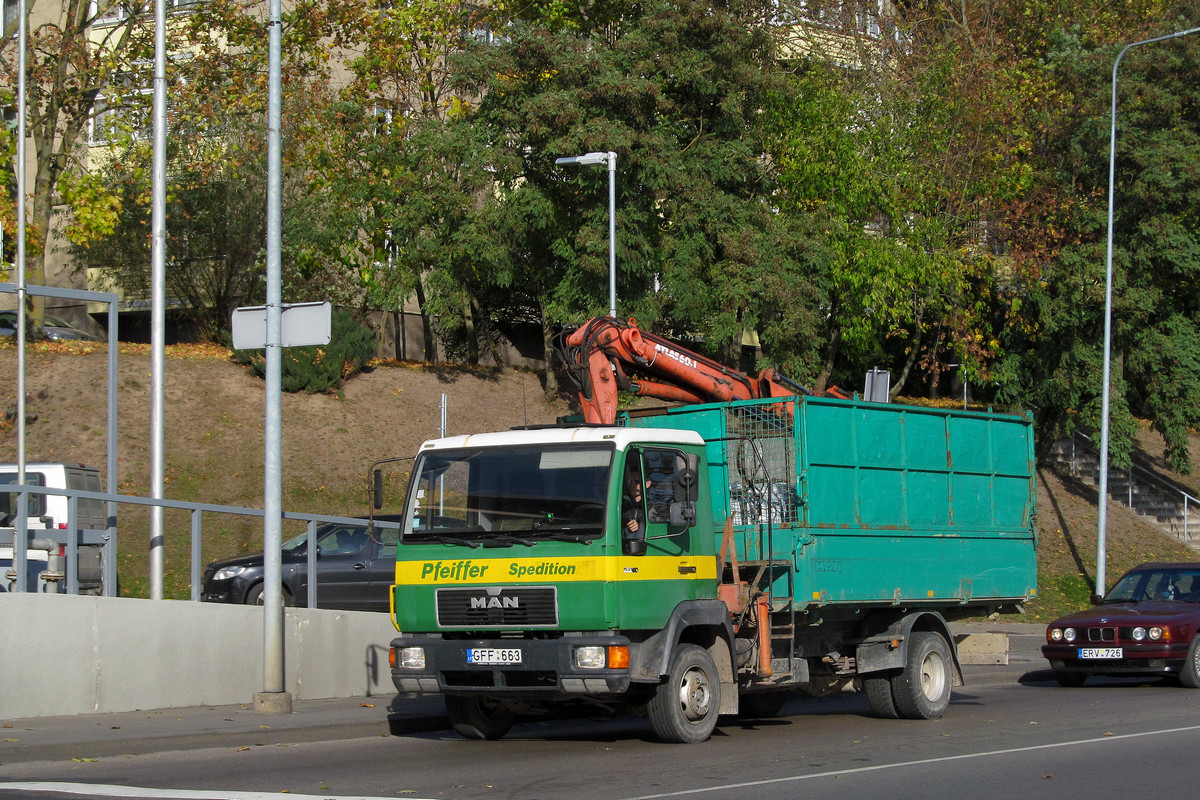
[1084,627,1117,642]
[435,586,558,628]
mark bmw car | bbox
[201,516,402,612]
[1042,562,1200,687]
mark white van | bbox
[0,462,108,593]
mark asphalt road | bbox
[5,655,1200,800]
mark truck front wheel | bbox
[647,644,721,743]
[445,695,515,740]
[890,631,952,720]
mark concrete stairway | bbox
[1047,436,1198,552]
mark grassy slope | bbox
[1,340,1195,617]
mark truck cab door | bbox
[618,448,706,625]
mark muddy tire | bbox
[863,673,900,718]
[647,644,721,743]
[890,631,952,720]
[445,695,515,740]
[738,691,788,719]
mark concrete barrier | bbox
[0,593,398,718]
[954,632,1010,665]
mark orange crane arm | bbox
[559,316,843,425]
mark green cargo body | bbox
[623,396,1038,612]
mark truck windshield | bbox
[401,443,614,545]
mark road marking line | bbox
[621,723,1200,799]
[0,782,433,800]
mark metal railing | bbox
[1061,431,1196,543]
[2,483,399,608]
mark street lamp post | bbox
[556,152,617,318]
[1096,25,1200,595]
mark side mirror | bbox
[371,469,383,510]
[674,454,700,503]
[669,501,696,527]
[1090,593,1104,604]
[623,536,647,556]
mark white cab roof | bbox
[419,426,703,452]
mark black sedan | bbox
[201,516,402,612]
[0,310,104,341]
[1042,562,1200,687]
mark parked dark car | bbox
[0,310,103,342]
[201,516,402,612]
[1043,562,1200,687]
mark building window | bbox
[92,0,201,28]
[3,0,20,38]
[91,82,154,145]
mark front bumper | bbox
[200,574,256,604]
[1042,642,1190,676]
[390,635,634,697]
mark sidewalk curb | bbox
[2,623,1051,765]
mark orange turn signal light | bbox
[608,645,630,669]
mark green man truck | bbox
[382,389,1038,742]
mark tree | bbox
[768,0,1057,398]
[76,0,345,340]
[995,15,1200,471]
[1,120,15,268]
[77,113,273,341]
[452,0,826,385]
[282,0,500,362]
[0,0,154,336]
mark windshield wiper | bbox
[404,534,481,548]
[532,530,597,543]
[477,532,536,547]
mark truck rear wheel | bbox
[863,673,900,719]
[738,691,788,719]
[648,644,721,743]
[890,631,951,720]
[445,695,515,740]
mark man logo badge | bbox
[471,594,519,610]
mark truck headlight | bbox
[574,646,606,669]
[212,565,248,581]
[395,647,426,669]
[573,645,630,669]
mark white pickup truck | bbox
[0,462,108,593]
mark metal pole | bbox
[1097,25,1200,595]
[607,152,617,319]
[148,0,169,601]
[254,0,291,714]
[13,0,28,591]
[105,298,119,596]
[439,393,446,517]
[555,152,618,319]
